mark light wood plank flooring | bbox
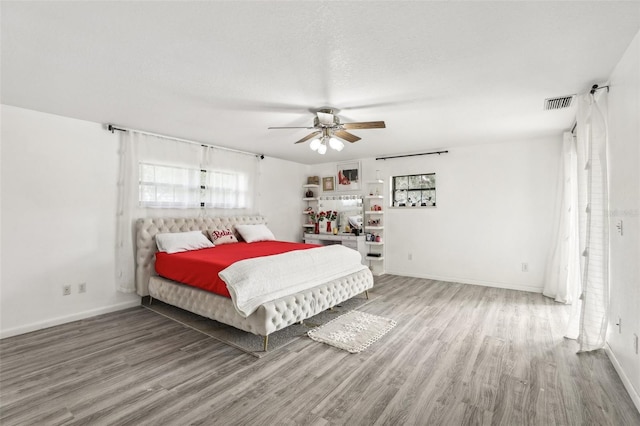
[1,275,639,425]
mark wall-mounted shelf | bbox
[364,178,385,276]
[302,184,320,238]
[365,256,385,261]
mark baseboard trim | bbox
[605,343,640,413]
[384,270,543,294]
[0,299,141,339]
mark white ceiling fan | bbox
[268,108,386,154]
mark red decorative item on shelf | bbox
[307,210,320,234]
[325,210,337,233]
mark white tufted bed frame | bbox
[136,216,374,350]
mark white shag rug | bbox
[307,310,396,353]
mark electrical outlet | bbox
[616,220,623,236]
[79,283,86,293]
[63,285,71,296]
[521,263,529,272]
[616,318,622,334]
[634,334,638,355]
[408,253,413,261]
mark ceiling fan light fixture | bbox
[269,108,385,155]
[317,140,327,155]
[309,138,321,151]
[329,137,344,152]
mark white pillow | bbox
[156,231,214,254]
[235,224,276,243]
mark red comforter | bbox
[154,241,319,298]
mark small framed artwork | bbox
[322,176,335,192]
[337,161,361,191]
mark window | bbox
[391,173,436,207]
[201,169,250,209]
[139,163,250,209]
[139,163,200,208]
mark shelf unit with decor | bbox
[302,184,319,236]
[364,179,385,276]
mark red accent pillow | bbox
[209,229,239,245]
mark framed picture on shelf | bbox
[337,161,361,191]
[322,176,335,192]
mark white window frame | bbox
[138,162,250,209]
[391,173,437,208]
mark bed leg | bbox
[365,290,369,300]
[263,335,269,352]
[149,296,153,306]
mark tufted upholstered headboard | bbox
[135,216,267,296]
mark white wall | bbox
[309,136,561,292]
[0,105,307,338]
[606,30,640,409]
[1,105,140,337]
[257,156,308,242]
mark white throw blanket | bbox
[219,245,367,318]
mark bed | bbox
[135,216,374,350]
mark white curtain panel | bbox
[116,131,204,292]
[115,131,259,293]
[115,131,137,293]
[201,145,259,215]
[543,132,580,304]
[566,92,610,351]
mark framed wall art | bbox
[322,176,335,192]
[336,161,361,191]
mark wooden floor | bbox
[1,275,639,425]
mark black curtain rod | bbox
[105,123,264,159]
[570,84,610,134]
[108,124,126,133]
[590,84,609,94]
[376,150,448,160]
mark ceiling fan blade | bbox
[316,111,335,126]
[268,126,315,129]
[294,131,321,144]
[333,130,362,143]
[342,121,386,130]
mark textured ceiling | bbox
[2,1,639,164]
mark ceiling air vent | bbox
[544,95,576,110]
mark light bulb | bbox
[309,138,321,151]
[317,141,327,155]
[329,137,344,151]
